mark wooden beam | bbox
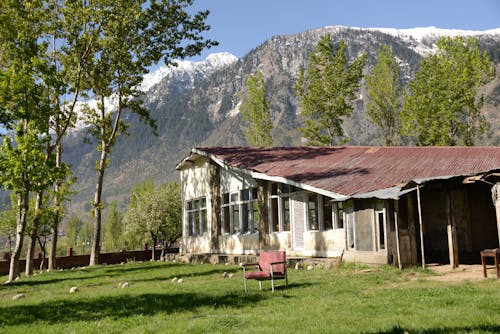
[416,186,426,269]
[394,200,402,270]
[446,190,459,268]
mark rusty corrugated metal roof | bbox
[188,146,500,196]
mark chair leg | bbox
[258,281,262,290]
[271,278,275,292]
[285,273,288,288]
[244,277,248,294]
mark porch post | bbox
[209,162,221,253]
[446,190,459,268]
[416,186,426,269]
[394,200,402,270]
[491,183,500,247]
[257,180,269,250]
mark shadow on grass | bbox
[3,263,230,288]
[0,291,266,327]
[366,324,500,334]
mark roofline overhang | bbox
[178,147,500,200]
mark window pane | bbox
[323,197,333,230]
[230,192,238,203]
[308,194,318,230]
[201,209,208,233]
[252,201,260,232]
[271,198,279,232]
[252,187,258,200]
[222,193,229,204]
[232,204,240,233]
[242,203,249,233]
[200,198,206,209]
[222,206,230,234]
[241,189,250,201]
[271,183,278,195]
[337,202,344,229]
[283,197,290,231]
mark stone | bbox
[222,272,228,278]
[307,265,314,271]
[228,273,234,278]
[171,277,178,283]
[177,278,183,283]
[294,263,301,270]
[121,282,129,288]
[69,286,79,293]
[12,293,25,300]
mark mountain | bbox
[63,26,500,215]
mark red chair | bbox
[243,251,288,293]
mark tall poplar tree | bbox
[80,0,216,265]
[365,45,402,146]
[295,34,366,146]
[401,36,495,146]
[240,71,273,146]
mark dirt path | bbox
[426,264,497,281]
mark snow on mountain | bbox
[140,52,238,92]
[325,25,500,56]
[72,52,238,130]
[367,26,500,43]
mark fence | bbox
[0,246,179,275]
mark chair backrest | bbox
[259,251,286,275]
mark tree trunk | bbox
[90,143,107,266]
[26,192,43,276]
[49,141,63,270]
[37,235,46,270]
[8,191,29,283]
[150,232,157,261]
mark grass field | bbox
[0,261,499,333]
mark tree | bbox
[401,36,496,146]
[78,0,216,266]
[0,1,88,279]
[104,202,122,252]
[240,71,273,146]
[123,181,182,260]
[295,34,366,146]
[365,45,402,146]
[65,215,84,252]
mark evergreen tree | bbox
[240,71,273,146]
[365,45,402,146]
[401,36,496,146]
[295,34,366,146]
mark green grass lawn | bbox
[0,261,499,334]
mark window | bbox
[323,196,333,230]
[269,183,293,233]
[308,193,319,230]
[185,197,207,236]
[378,211,385,250]
[221,193,230,234]
[220,187,259,235]
[335,202,345,229]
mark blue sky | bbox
[186,0,500,61]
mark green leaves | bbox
[240,71,273,147]
[123,181,182,249]
[296,35,366,146]
[401,36,496,146]
[365,45,402,146]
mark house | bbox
[176,146,500,268]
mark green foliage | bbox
[365,45,402,146]
[75,0,216,264]
[104,202,122,252]
[402,36,496,146]
[123,181,182,250]
[65,215,84,251]
[240,71,273,146]
[295,34,366,146]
